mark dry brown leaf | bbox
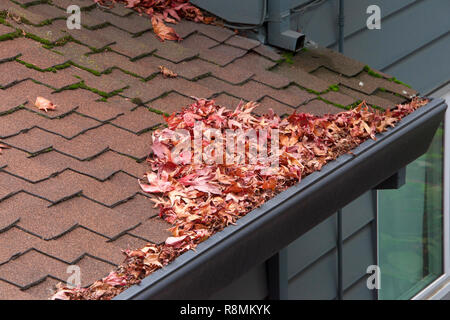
[94,0,215,41]
[7,11,23,24]
[159,65,177,78]
[151,16,181,42]
[0,143,10,154]
[35,96,56,112]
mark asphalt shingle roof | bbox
[0,0,417,299]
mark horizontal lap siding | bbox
[292,0,450,93]
[287,213,337,278]
[209,263,269,300]
[382,31,450,94]
[287,191,377,299]
[344,276,377,300]
[291,0,417,50]
[342,224,376,291]
[208,191,376,300]
[191,0,265,24]
[288,224,377,300]
[288,249,338,299]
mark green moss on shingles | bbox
[317,96,349,110]
[69,62,102,76]
[153,91,171,101]
[144,72,160,82]
[189,72,211,82]
[363,65,383,78]
[136,123,163,136]
[52,35,74,47]
[129,51,156,62]
[54,81,126,99]
[87,45,112,55]
[84,85,110,98]
[82,22,110,31]
[131,97,144,105]
[0,10,8,20]
[16,58,71,73]
[117,67,145,80]
[30,79,56,90]
[27,146,53,158]
[329,84,340,92]
[302,85,322,96]
[147,105,169,117]
[10,0,51,8]
[390,77,412,89]
[348,100,363,110]
[0,29,22,41]
[281,52,294,65]
[38,19,52,26]
[364,65,412,89]
[370,105,384,111]
[290,84,315,95]
[0,104,25,116]
[24,32,52,45]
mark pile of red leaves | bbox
[51,97,428,300]
[94,0,214,41]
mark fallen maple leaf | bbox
[165,235,187,247]
[159,65,177,78]
[151,16,181,42]
[124,0,140,8]
[0,143,10,154]
[102,271,127,287]
[144,253,163,268]
[94,0,215,41]
[50,288,72,300]
[139,170,175,193]
[35,96,56,112]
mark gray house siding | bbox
[287,191,377,300]
[209,263,269,300]
[209,0,449,300]
[293,0,450,93]
[211,191,377,300]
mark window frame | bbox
[409,84,450,300]
[375,84,450,300]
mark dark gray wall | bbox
[287,191,377,300]
[211,191,377,300]
[292,0,450,94]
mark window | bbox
[378,87,450,300]
[378,123,444,299]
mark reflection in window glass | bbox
[378,124,444,300]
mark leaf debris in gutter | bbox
[52,97,429,300]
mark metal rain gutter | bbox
[115,98,447,300]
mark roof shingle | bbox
[0,0,417,299]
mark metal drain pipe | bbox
[337,1,345,299]
[266,0,305,52]
[338,0,345,53]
